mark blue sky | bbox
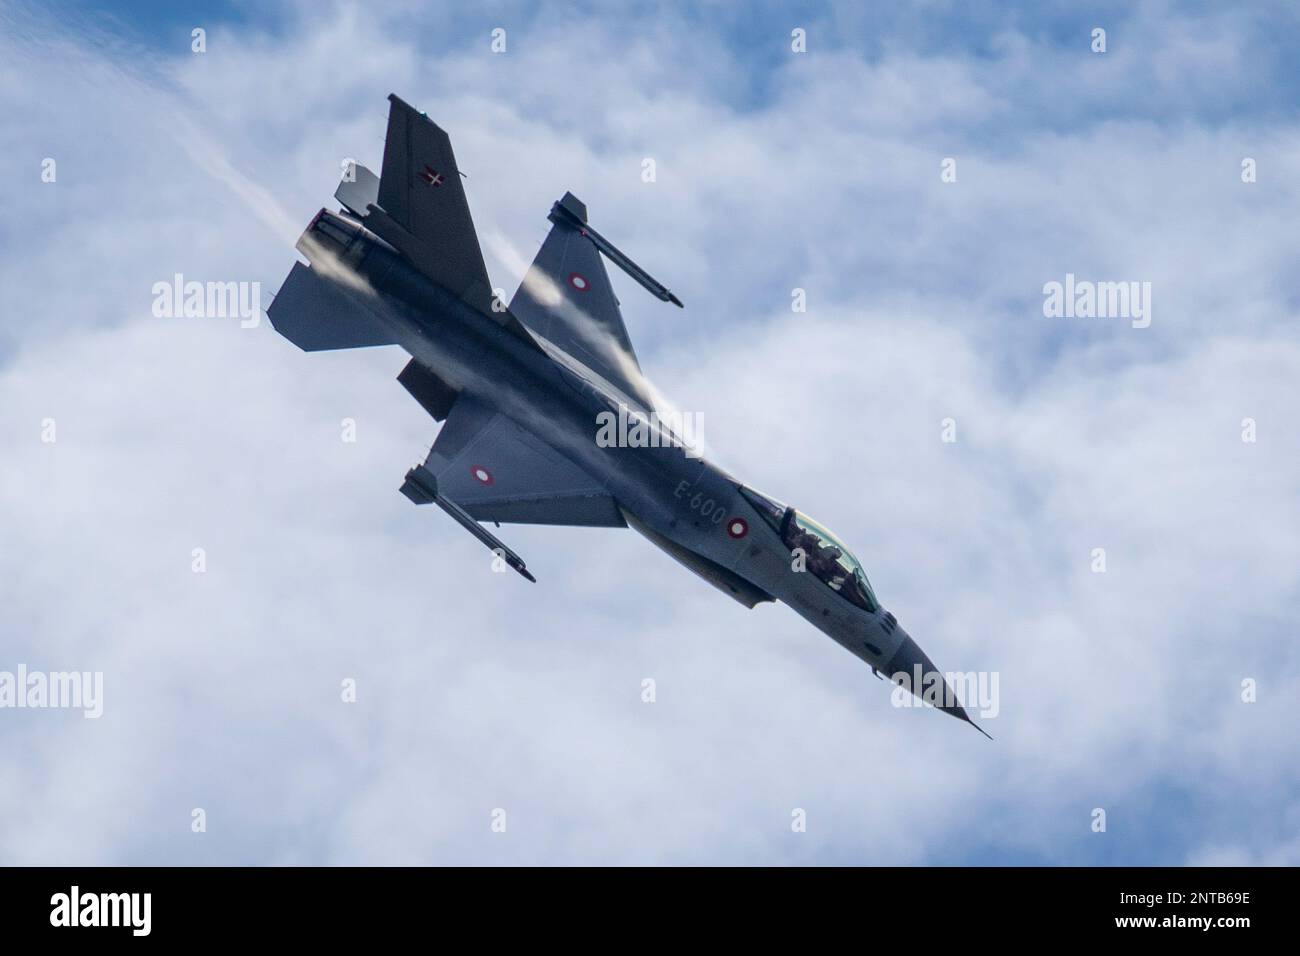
[1,0,1297,865]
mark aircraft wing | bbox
[508,193,659,412]
[416,394,625,528]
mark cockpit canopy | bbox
[783,510,880,613]
[739,487,881,613]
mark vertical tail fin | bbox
[346,94,496,318]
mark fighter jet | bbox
[268,94,988,737]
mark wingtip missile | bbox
[400,464,538,583]
[497,547,537,582]
[549,197,684,309]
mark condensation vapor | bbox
[483,227,709,459]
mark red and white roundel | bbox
[469,464,494,486]
[568,272,591,292]
[726,517,749,539]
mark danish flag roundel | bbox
[470,464,494,486]
[568,272,591,292]
[726,517,749,539]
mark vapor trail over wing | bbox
[509,192,658,412]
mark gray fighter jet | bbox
[269,94,988,737]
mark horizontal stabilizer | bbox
[268,262,395,352]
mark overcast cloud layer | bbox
[1,0,1297,864]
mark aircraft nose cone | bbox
[884,631,991,739]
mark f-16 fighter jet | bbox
[269,94,988,737]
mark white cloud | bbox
[0,1,1296,864]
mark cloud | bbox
[0,0,1296,864]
